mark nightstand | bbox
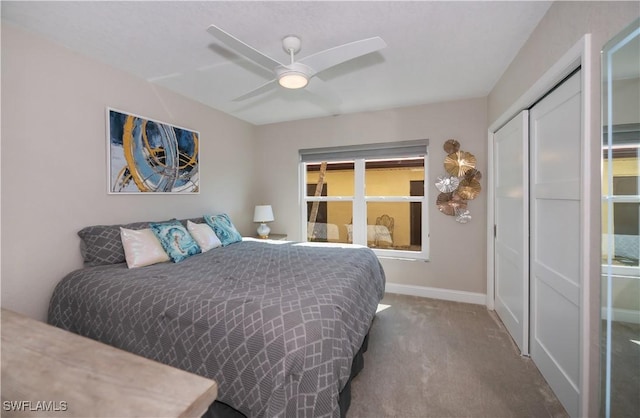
[259,233,288,241]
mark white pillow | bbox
[187,220,222,252]
[120,227,170,269]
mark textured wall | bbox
[1,24,257,321]
[255,97,488,296]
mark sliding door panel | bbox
[530,70,582,418]
[494,110,529,355]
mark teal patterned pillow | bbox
[204,214,243,246]
[149,220,201,262]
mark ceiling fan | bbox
[207,24,387,101]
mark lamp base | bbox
[257,223,271,239]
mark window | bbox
[300,140,429,259]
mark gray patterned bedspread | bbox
[48,239,385,418]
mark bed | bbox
[48,221,385,418]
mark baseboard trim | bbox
[600,307,640,324]
[385,283,486,306]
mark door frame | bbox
[409,180,424,246]
[486,34,592,417]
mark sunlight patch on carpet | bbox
[376,303,391,313]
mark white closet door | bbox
[494,110,529,355]
[530,70,582,418]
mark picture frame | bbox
[107,108,200,194]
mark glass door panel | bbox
[601,18,640,418]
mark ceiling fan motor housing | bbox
[282,35,302,54]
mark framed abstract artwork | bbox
[107,108,200,194]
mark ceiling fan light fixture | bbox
[278,71,308,89]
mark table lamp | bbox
[253,205,274,238]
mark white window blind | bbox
[299,139,428,162]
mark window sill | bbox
[373,248,429,262]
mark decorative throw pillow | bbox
[120,227,170,269]
[204,214,243,246]
[149,220,201,262]
[79,221,150,266]
[187,220,222,252]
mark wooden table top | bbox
[1,308,217,417]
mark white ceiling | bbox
[1,1,552,125]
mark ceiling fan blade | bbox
[232,79,278,102]
[304,77,342,108]
[298,37,386,74]
[207,25,284,71]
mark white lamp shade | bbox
[253,205,274,223]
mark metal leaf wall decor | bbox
[444,151,477,177]
[435,139,481,223]
[435,175,460,193]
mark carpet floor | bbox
[600,320,640,417]
[348,293,569,418]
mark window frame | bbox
[299,141,429,260]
